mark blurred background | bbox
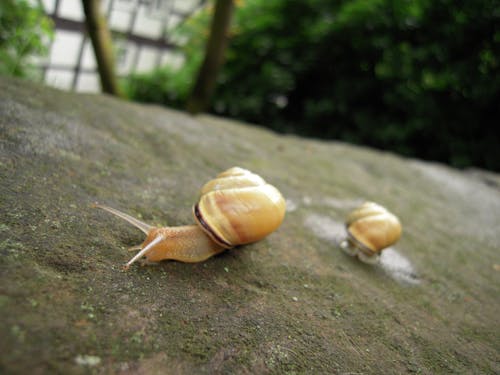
[1,0,498,171]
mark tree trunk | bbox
[82,0,122,96]
[186,0,234,114]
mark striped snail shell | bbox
[340,201,402,264]
[194,167,286,249]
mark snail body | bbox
[340,201,402,264]
[95,167,286,269]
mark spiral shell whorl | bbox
[346,202,402,255]
[194,167,286,248]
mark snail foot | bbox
[357,251,380,265]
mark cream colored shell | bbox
[346,201,402,254]
[193,167,286,248]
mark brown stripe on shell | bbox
[194,204,232,248]
[346,225,377,257]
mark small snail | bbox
[340,201,402,264]
[94,167,286,269]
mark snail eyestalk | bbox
[92,203,152,234]
[124,234,165,270]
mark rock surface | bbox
[1,77,499,374]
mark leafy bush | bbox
[0,0,53,78]
[124,63,198,109]
[124,6,209,107]
[126,0,500,171]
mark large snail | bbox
[340,201,402,264]
[94,167,286,269]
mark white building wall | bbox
[40,0,202,93]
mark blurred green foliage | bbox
[125,0,499,171]
[0,0,53,79]
[124,6,210,108]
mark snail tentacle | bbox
[93,203,153,234]
[128,245,143,252]
[124,234,165,270]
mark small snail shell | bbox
[340,201,402,264]
[94,167,286,269]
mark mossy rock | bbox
[1,77,499,374]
